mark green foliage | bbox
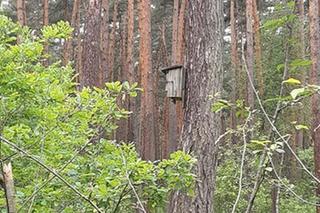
[0,16,195,212]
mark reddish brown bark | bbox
[246,0,254,110]
[253,0,264,96]
[108,0,119,82]
[138,0,156,160]
[309,1,320,212]
[126,0,135,142]
[80,0,103,88]
[17,0,27,26]
[175,0,187,139]
[100,0,109,83]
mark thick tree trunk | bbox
[17,0,27,26]
[309,1,320,212]
[80,0,103,88]
[138,0,156,160]
[170,0,224,212]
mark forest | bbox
[0,0,319,212]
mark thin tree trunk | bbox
[294,0,305,152]
[3,162,16,213]
[126,0,135,142]
[253,0,264,96]
[17,0,27,26]
[100,0,109,82]
[75,3,82,89]
[108,0,119,82]
[170,0,224,212]
[175,0,187,141]
[116,14,129,142]
[309,1,320,212]
[43,0,49,66]
[138,0,156,160]
[230,0,238,144]
[246,0,254,110]
[63,0,80,66]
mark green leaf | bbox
[212,100,231,113]
[290,88,305,99]
[295,124,309,131]
[283,78,301,85]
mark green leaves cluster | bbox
[0,16,195,212]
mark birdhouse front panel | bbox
[165,68,183,98]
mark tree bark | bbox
[17,0,27,26]
[309,1,320,212]
[43,0,49,66]
[126,0,135,142]
[253,0,264,96]
[170,0,224,212]
[246,0,255,110]
[80,0,103,88]
[63,0,80,66]
[108,0,119,82]
[100,0,109,83]
[138,0,156,160]
[3,162,16,213]
[230,0,238,144]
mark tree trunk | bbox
[309,1,320,212]
[138,0,156,160]
[253,0,264,96]
[3,162,16,213]
[170,0,224,212]
[230,0,238,144]
[43,0,49,66]
[175,0,187,143]
[108,0,119,82]
[100,0,109,83]
[80,0,103,88]
[246,0,254,110]
[63,0,80,66]
[126,0,135,142]
[17,0,27,26]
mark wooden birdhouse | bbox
[161,65,184,99]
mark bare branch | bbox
[0,136,102,213]
[232,111,251,213]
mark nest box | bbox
[161,65,184,99]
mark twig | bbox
[215,130,232,145]
[243,28,320,212]
[269,155,320,206]
[0,136,102,213]
[231,111,251,213]
[17,129,102,212]
[119,147,146,213]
